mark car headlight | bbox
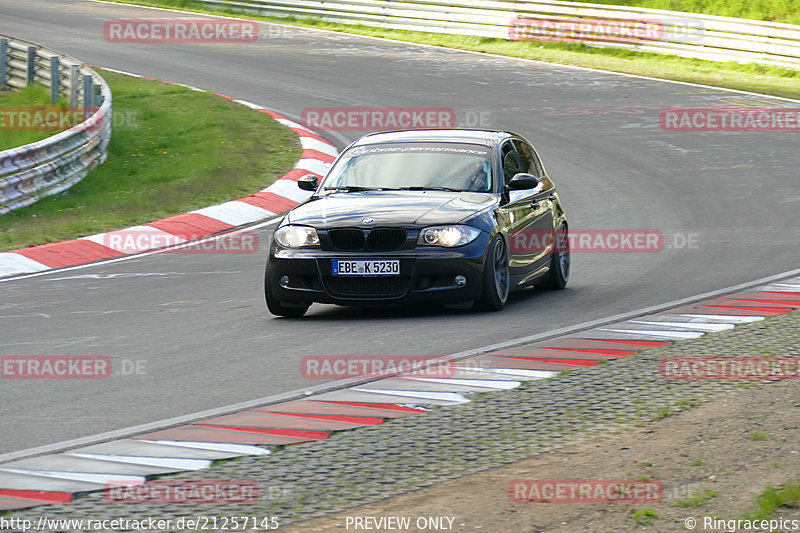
[274,226,320,248]
[417,225,482,247]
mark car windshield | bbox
[321,142,493,193]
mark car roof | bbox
[351,129,518,148]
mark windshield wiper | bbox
[397,186,464,192]
[322,186,388,192]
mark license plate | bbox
[332,260,400,276]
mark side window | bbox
[501,142,521,185]
[513,139,542,177]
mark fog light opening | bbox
[280,275,290,287]
[455,275,467,287]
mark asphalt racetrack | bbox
[1,0,799,455]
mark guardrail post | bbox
[1,37,112,217]
[50,56,60,104]
[0,39,8,91]
[69,64,79,109]
[83,73,93,118]
[26,46,36,86]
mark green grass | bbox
[632,509,660,526]
[677,398,700,410]
[747,430,769,441]
[744,482,800,520]
[558,0,800,24]
[101,0,800,102]
[105,0,800,24]
[0,85,71,150]
[653,406,673,420]
[675,489,717,507]
[0,71,300,251]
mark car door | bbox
[514,138,555,248]
[501,139,554,277]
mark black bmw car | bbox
[264,129,569,317]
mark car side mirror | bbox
[297,174,319,191]
[505,173,540,191]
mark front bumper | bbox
[265,236,489,306]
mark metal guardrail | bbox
[0,35,111,216]
[204,0,800,70]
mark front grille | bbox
[328,229,364,251]
[324,276,411,298]
[366,229,407,251]
[328,228,407,252]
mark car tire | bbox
[264,273,309,318]
[476,235,510,311]
[537,223,570,290]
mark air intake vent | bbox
[328,228,407,252]
[328,229,364,251]
[324,276,411,298]
[366,229,407,251]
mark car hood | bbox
[286,191,497,228]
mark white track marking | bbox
[599,328,706,339]
[0,253,49,277]
[0,468,144,485]
[300,137,339,156]
[677,314,764,323]
[352,389,470,404]
[263,179,315,203]
[141,440,270,455]
[191,202,275,226]
[402,377,521,389]
[630,320,734,332]
[68,453,210,471]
